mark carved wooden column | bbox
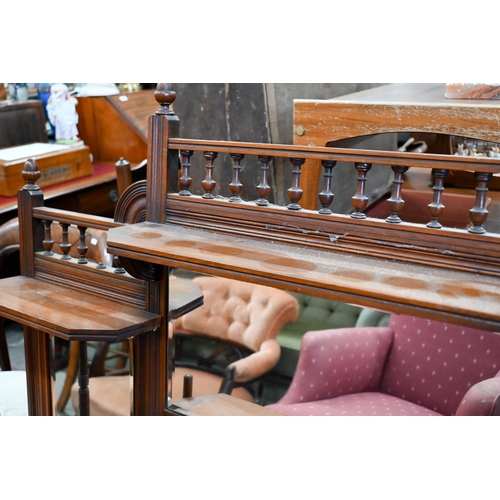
[229,153,244,202]
[386,166,409,223]
[468,172,493,234]
[318,160,336,214]
[132,84,180,416]
[202,152,218,199]
[19,159,56,416]
[287,158,305,210]
[427,169,449,229]
[256,155,272,206]
[179,150,193,196]
[351,162,372,219]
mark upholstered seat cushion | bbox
[71,368,254,416]
[269,392,441,416]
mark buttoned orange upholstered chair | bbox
[70,276,300,415]
[267,313,500,416]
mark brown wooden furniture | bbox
[0,99,48,149]
[0,143,93,197]
[76,90,157,164]
[0,159,205,415]
[0,161,120,226]
[293,83,500,208]
[100,84,500,416]
[5,83,500,416]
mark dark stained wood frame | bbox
[104,84,500,416]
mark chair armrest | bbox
[227,339,281,383]
[276,326,394,405]
[455,376,500,416]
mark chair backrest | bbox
[379,314,500,415]
[173,276,299,352]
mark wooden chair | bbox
[267,314,500,416]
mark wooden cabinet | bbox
[76,90,158,164]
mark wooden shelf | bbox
[107,221,500,332]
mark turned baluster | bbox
[201,151,218,199]
[256,155,272,206]
[179,150,193,196]
[468,171,493,234]
[426,169,449,229]
[351,162,372,219]
[42,220,54,255]
[76,226,88,264]
[386,166,409,223]
[318,160,337,214]
[59,223,71,260]
[229,153,244,202]
[287,158,305,210]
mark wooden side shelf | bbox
[0,276,161,341]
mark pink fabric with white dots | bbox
[274,327,393,405]
[380,314,500,416]
[267,314,500,416]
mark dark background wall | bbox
[170,83,395,211]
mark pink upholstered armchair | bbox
[267,314,500,416]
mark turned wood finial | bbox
[22,158,41,190]
[154,83,176,115]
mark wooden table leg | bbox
[23,327,56,415]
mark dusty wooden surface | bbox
[293,83,500,210]
[293,83,500,144]
[171,393,284,416]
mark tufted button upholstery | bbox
[71,276,299,415]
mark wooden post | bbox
[18,159,56,416]
[133,84,179,415]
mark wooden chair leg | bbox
[78,341,90,416]
[56,341,79,412]
[0,318,12,371]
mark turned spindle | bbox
[351,162,372,219]
[287,158,305,210]
[229,153,244,202]
[76,226,88,264]
[318,160,337,214]
[386,166,409,223]
[179,150,193,196]
[256,155,272,206]
[468,171,493,234]
[59,223,72,260]
[42,220,54,255]
[427,169,449,229]
[202,151,218,199]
